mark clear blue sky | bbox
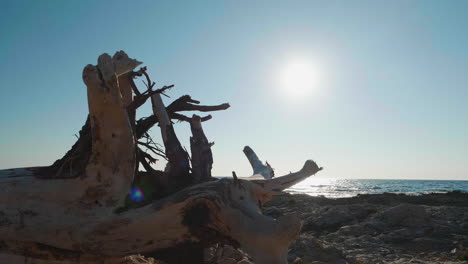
[1,0,467,180]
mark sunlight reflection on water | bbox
[285,178,468,198]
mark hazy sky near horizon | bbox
[0,0,467,180]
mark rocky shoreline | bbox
[2,192,466,264]
[147,191,468,264]
[261,191,468,264]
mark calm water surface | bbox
[286,178,468,198]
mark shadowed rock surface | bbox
[262,191,468,264]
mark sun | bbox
[279,59,319,100]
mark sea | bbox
[285,178,468,198]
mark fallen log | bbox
[0,51,322,264]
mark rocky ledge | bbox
[259,191,467,264]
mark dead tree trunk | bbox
[190,115,213,183]
[0,51,322,264]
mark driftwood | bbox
[0,51,322,264]
[243,146,275,179]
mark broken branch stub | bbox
[166,95,230,113]
[243,146,275,179]
[190,114,214,183]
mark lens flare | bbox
[130,187,144,202]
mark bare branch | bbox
[170,112,212,123]
[128,71,142,95]
[127,85,174,111]
[138,148,157,173]
[135,113,211,139]
[135,115,158,139]
[137,140,167,160]
[167,95,230,112]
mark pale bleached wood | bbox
[243,146,274,179]
[0,159,321,264]
[0,174,313,264]
[254,160,323,192]
[83,52,139,207]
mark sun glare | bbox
[279,59,319,100]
